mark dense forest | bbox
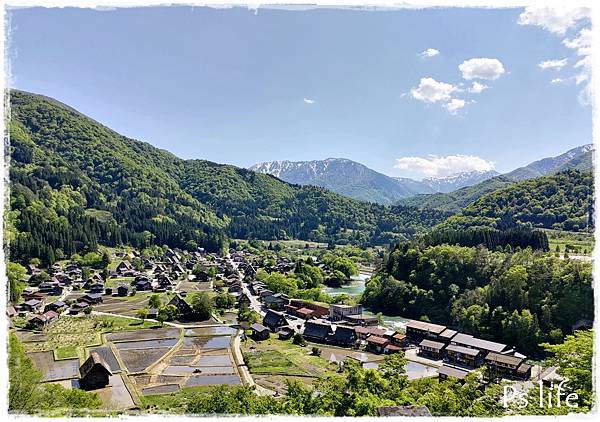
[7,91,451,264]
[420,227,549,251]
[362,243,593,355]
[460,170,593,232]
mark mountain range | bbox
[251,144,593,206]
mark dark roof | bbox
[517,363,532,374]
[367,335,390,346]
[406,320,447,334]
[250,323,269,333]
[452,333,508,353]
[419,339,445,350]
[377,406,432,417]
[439,329,458,339]
[80,352,113,378]
[303,321,331,340]
[485,352,524,366]
[263,310,288,328]
[327,326,356,344]
[446,344,482,357]
[438,365,469,380]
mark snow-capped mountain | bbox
[249,159,498,204]
[420,170,500,193]
[250,145,592,205]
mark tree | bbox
[8,262,27,302]
[158,305,179,322]
[541,330,593,409]
[136,308,148,321]
[148,294,161,309]
[189,292,214,320]
[9,333,43,413]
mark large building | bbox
[329,304,363,321]
[79,352,112,390]
[405,320,447,343]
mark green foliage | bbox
[238,306,260,324]
[363,244,593,354]
[460,170,593,232]
[7,262,27,302]
[215,292,236,309]
[189,292,214,320]
[9,91,451,265]
[541,330,593,409]
[8,333,101,415]
[148,294,162,309]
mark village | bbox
[7,244,563,411]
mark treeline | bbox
[421,227,549,251]
[362,243,593,355]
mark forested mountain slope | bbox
[6,90,450,263]
[438,170,593,232]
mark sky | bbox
[7,5,593,180]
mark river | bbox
[323,272,411,330]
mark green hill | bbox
[6,90,450,263]
[437,170,593,232]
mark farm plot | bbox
[93,295,154,317]
[142,384,181,396]
[28,351,79,381]
[184,326,237,336]
[118,347,172,373]
[185,374,241,387]
[114,338,179,350]
[106,327,180,343]
[182,335,231,349]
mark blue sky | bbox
[7,6,592,179]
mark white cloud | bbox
[563,28,592,105]
[459,58,506,80]
[410,77,457,103]
[468,82,488,94]
[419,48,440,58]
[443,99,467,115]
[563,27,591,56]
[394,154,495,178]
[550,78,564,85]
[538,58,568,70]
[303,98,315,104]
[517,6,590,35]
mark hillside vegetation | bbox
[7,90,450,263]
[438,170,593,233]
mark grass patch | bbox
[544,229,594,255]
[22,315,161,356]
[54,345,80,360]
[242,336,332,378]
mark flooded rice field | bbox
[118,347,171,372]
[114,338,179,350]
[405,361,438,379]
[106,328,179,343]
[182,335,231,349]
[185,326,237,336]
[196,354,233,366]
[185,374,241,387]
[163,365,235,375]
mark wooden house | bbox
[418,339,445,359]
[79,352,112,390]
[251,323,270,341]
